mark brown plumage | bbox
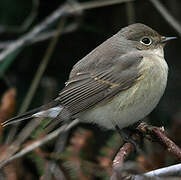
[2,23,175,130]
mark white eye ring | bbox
[140,37,152,46]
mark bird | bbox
[2,23,176,138]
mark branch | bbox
[42,130,69,179]
[126,1,135,24]
[111,122,181,179]
[0,4,68,62]
[0,0,133,62]
[143,163,181,177]
[0,117,44,163]
[0,21,80,50]
[112,143,135,169]
[68,0,134,11]
[18,19,65,115]
[111,143,135,180]
[5,19,66,145]
[149,0,181,36]
[41,161,66,180]
[137,123,181,161]
[0,119,79,169]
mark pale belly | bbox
[78,55,168,130]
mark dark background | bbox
[1,0,180,120]
[0,0,181,179]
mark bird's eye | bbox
[140,37,152,46]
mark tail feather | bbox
[2,100,61,127]
[2,115,34,127]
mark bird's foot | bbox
[115,125,143,150]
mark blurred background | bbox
[0,0,181,179]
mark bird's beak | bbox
[160,36,177,43]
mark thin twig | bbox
[126,1,135,24]
[42,161,66,180]
[19,20,65,114]
[150,0,181,36]
[1,117,44,163]
[42,131,69,179]
[0,19,81,50]
[0,4,68,62]
[5,19,66,145]
[31,20,80,43]
[50,162,66,180]
[0,119,79,169]
[67,0,134,12]
[0,0,133,62]
[137,123,181,161]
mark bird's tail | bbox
[2,100,63,127]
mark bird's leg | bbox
[115,125,136,144]
[115,125,143,150]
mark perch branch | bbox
[111,142,136,179]
[111,122,181,179]
[112,143,135,169]
[137,122,181,161]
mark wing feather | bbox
[58,54,143,117]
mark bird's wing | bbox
[58,54,143,117]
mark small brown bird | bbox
[2,23,176,136]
